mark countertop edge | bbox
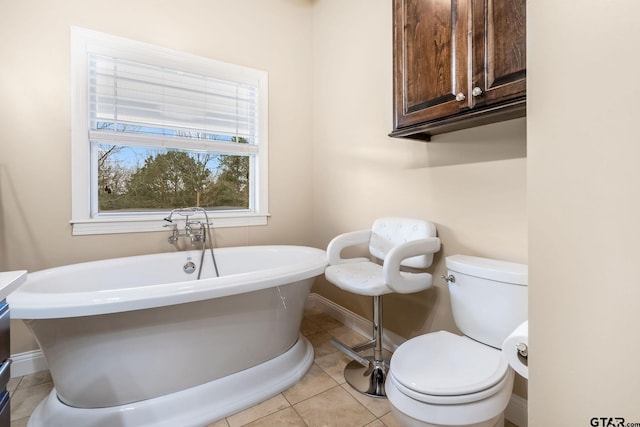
[0,271,27,301]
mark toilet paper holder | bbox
[516,342,528,358]
[516,342,528,367]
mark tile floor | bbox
[7,307,518,427]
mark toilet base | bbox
[343,357,390,398]
[386,367,514,427]
[390,407,504,427]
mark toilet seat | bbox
[389,331,509,405]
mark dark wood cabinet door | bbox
[391,0,526,140]
[393,0,470,129]
[471,0,526,107]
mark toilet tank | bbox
[445,255,528,349]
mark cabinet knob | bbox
[455,92,466,102]
[472,87,483,97]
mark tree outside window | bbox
[98,142,250,212]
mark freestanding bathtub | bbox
[8,245,327,427]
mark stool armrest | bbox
[327,229,372,265]
[383,237,441,294]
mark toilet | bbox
[386,255,527,427]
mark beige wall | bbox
[5,0,639,423]
[309,0,527,398]
[528,0,640,424]
[0,0,314,352]
[17,2,640,424]
[1,0,531,399]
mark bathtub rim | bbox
[8,245,327,319]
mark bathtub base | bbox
[28,335,314,427]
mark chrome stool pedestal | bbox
[331,295,388,398]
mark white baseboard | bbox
[306,292,528,427]
[505,393,528,427]
[10,349,48,378]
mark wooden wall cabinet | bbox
[390,0,526,141]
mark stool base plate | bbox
[343,357,390,398]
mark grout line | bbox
[288,403,311,427]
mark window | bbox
[70,27,268,235]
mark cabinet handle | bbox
[472,87,483,97]
[455,92,466,102]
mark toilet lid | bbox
[390,331,509,396]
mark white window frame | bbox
[70,27,269,236]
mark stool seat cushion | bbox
[325,261,393,296]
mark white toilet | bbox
[386,255,527,427]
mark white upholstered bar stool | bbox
[324,217,441,398]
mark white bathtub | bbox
[8,245,327,427]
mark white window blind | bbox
[88,54,260,149]
[70,27,269,235]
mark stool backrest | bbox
[369,217,437,269]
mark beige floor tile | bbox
[379,411,403,427]
[227,394,290,427]
[329,325,369,347]
[294,386,376,427]
[283,364,338,405]
[301,310,338,336]
[10,417,29,427]
[341,384,392,418]
[305,311,344,332]
[315,350,351,384]
[10,382,53,421]
[364,420,387,427]
[16,371,51,389]
[301,317,323,336]
[243,407,306,427]
[205,419,230,427]
[305,330,340,359]
[7,377,21,393]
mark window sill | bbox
[70,213,269,236]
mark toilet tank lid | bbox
[446,255,528,286]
